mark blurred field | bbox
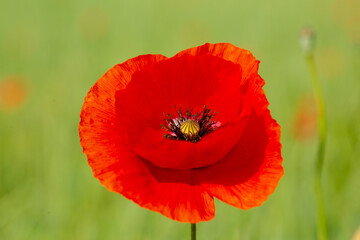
[1,0,359,239]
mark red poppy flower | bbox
[79,43,284,223]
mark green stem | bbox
[191,223,196,240]
[305,53,328,240]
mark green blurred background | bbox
[1,0,359,239]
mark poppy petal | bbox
[79,54,167,173]
[175,42,259,83]
[79,54,167,137]
[176,43,268,115]
[96,152,215,223]
[197,108,283,209]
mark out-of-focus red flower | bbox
[79,43,283,223]
[0,76,27,112]
[292,95,318,141]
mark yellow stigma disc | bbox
[180,119,200,137]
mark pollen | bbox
[180,119,200,137]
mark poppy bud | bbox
[300,26,316,55]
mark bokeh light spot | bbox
[0,76,28,112]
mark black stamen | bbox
[162,105,218,143]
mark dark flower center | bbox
[162,105,219,143]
